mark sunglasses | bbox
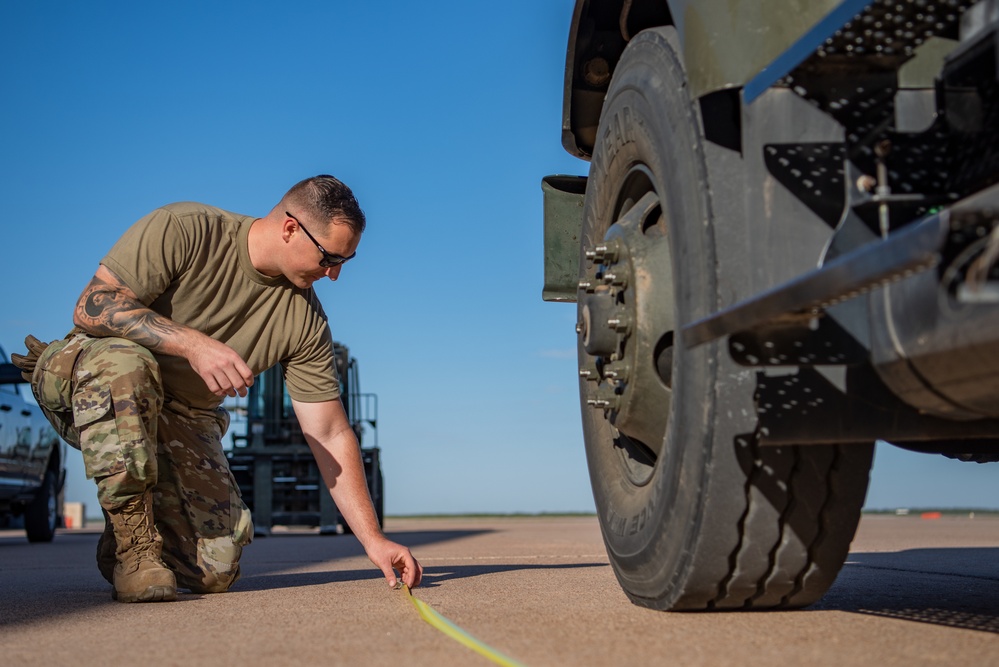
[286,211,357,268]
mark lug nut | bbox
[603,272,628,288]
[607,317,631,334]
[586,242,620,265]
[586,386,620,410]
[596,244,618,263]
[604,363,630,382]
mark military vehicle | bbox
[227,342,382,536]
[542,0,999,611]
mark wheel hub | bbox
[578,190,675,456]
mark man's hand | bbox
[294,398,423,589]
[366,537,423,589]
[187,338,255,398]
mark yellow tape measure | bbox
[399,585,527,667]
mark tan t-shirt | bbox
[100,202,339,410]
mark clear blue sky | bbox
[1,1,994,516]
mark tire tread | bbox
[704,440,872,610]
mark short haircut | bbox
[283,175,366,234]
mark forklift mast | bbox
[227,342,382,536]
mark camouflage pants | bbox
[31,333,252,592]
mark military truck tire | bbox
[578,26,873,611]
[24,470,59,543]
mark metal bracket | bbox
[682,210,947,348]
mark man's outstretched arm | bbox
[293,396,423,589]
[73,264,255,397]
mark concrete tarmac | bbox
[1,514,997,667]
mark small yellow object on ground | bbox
[400,584,528,667]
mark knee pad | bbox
[181,534,244,593]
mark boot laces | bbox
[115,495,160,561]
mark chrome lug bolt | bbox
[607,317,631,334]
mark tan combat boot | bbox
[105,490,177,602]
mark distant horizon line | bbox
[69,507,999,523]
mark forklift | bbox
[227,342,382,536]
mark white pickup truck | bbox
[0,344,66,541]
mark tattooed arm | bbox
[73,265,254,397]
[75,266,185,351]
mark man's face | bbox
[286,213,361,288]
